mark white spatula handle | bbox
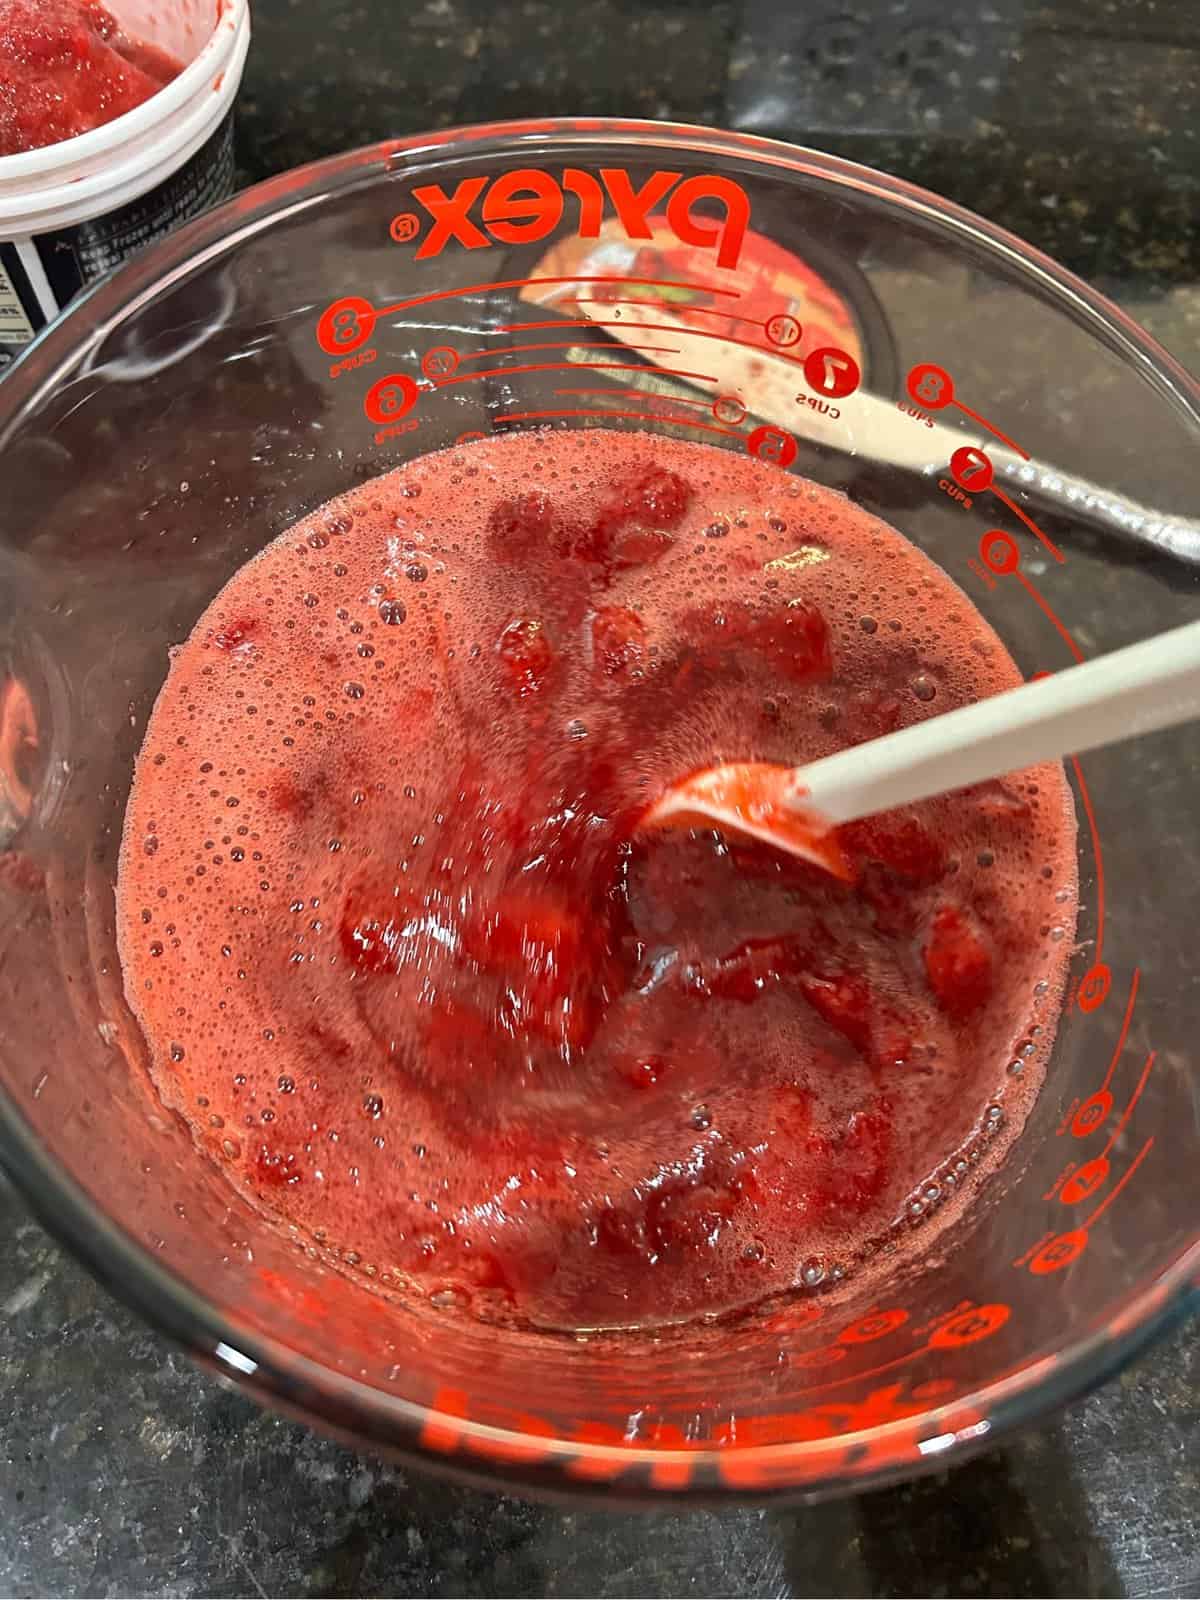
[789,618,1200,826]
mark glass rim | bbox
[1,116,1197,1501]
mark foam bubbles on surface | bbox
[117,429,1077,1333]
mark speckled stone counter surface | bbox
[1,0,1198,1594]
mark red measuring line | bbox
[456,340,679,361]
[432,361,720,390]
[991,486,1065,563]
[1100,967,1141,1093]
[477,314,811,371]
[1015,572,1084,663]
[1070,754,1106,960]
[1082,1135,1154,1229]
[1100,1051,1157,1157]
[776,1345,921,1400]
[589,318,815,369]
[497,408,740,440]
[373,273,742,319]
[952,398,1030,460]
[553,386,715,410]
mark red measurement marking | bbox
[765,313,802,347]
[747,424,797,468]
[802,345,861,399]
[1070,754,1105,961]
[990,486,1065,563]
[1071,1091,1114,1138]
[456,340,678,362]
[1015,572,1084,663]
[950,446,994,494]
[1076,960,1112,1012]
[497,408,741,440]
[372,275,742,321]
[477,314,816,372]
[1100,1051,1156,1156]
[967,557,998,591]
[421,346,459,380]
[1029,1229,1088,1275]
[433,362,719,391]
[907,363,953,409]
[316,296,376,356]
[552,387,714,410]
[783,1346,920,1398]
[837,1309,909,1345]
[1101,968,1140,1092]
[927,1303,1010,1348]
[1081,1136,1154,1229]
[1059,1157,1110,1205]
[906,363,1029,457]
[363,373,418,424]
[950,398,1030,460]
[980,529,1021,576]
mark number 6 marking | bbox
[802,345,861,399]
[364,374,418,424]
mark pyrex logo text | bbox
[408,168,751,270]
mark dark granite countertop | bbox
[1,0,1198,1594]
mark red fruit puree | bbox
[117,430,1077,1332]
[0,0,182,157]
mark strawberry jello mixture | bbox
[117,430,1077,1332]
[0,0,181,157]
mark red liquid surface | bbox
[0,0,182,156]
[117,431,1077,1331]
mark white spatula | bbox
[642,618,1200,877]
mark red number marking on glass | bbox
[803,346,861,399]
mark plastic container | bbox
[0,120,1196,1504]
[0,0,250,373]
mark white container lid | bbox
[0,0,251,236]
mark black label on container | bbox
[0,243,47,362]
[0,111,236,375]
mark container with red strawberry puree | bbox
[0,0,250,373]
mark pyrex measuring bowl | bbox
[0,120,1197,1503]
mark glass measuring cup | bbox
[0,119,1196,1502]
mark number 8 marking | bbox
[317,296,376,357]
[906,362,955,409]
[802,345,861,399]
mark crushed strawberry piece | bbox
[339,877,416,974]
[842,813,945,883]
[612,1052,668,1090]
[590,606,647,676]
[682,935,809,1004]
[214,617,257,651]
[852,686,904,737]
[797,969,874,1054]
[923,903,993,1019]
[487,491,557,560]
[609,465,693,529]
[807,1107,893,1215]
[611,526,676,570]
[496,617,554,696]
[683,597,832,685]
